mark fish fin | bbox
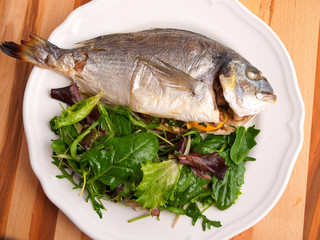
[0,34,62,68]
[0,41,22,59]
[133,56,199,91]
[74,36,103,47]
[130,56,220,122]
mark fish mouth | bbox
[256,92,277,103]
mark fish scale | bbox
[0,28,276,130]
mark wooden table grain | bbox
[0,0,319,239]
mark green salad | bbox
[49,90,260,231]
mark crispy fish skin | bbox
[0,29,276,123]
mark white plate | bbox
[23,0,304,239]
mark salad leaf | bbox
[97,104,116,136]
[55,91,104,128]
[61,124,80,146]
[165,202,221,231]
[135,159,181,209]
[50,116,59,134]
[51,137,67,155]
[49,88,262,230]
[109,105,159,130]
[193,135,228,154]
[230,126,260,164]
[85,149,123,189]
[175,152,229,180]
[50,116,79,145]
[170,165,210,206]
[185,202,222,230]
[50,83,81,105]
[109,114,133,136]
[86,191,104,218]
[70,121,99,159]
[211,154,246,210]
[52,158,79,187]
[86,132,159,189]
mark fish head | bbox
[219,59,276,117]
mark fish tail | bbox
[0,41,23,59]
[0,34,66,70]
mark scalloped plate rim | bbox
[22,0,304,239]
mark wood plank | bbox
[4,135,38,240]
[0,0,31,235]
[28,186,59,240]
[303,23,320,240]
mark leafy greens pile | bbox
[50,89,260,231]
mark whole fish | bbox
[0,29,276,130]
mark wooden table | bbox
[0,0,319,239]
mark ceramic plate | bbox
[23,0,304,239]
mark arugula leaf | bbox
[165,203,221,231]
[86,132,159,189]
[185,203,222,230]
[86,191,104,218]
[52,158,79,187]
[51,123,82,163]
[135,160,181,209]
[230,126,260,164]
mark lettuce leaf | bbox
[135,160,181,209]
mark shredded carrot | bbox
[187,113,228,132]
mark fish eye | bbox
[245,67,260,80]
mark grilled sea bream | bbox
[0,29,276,132]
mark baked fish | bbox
[0,29,276,131]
